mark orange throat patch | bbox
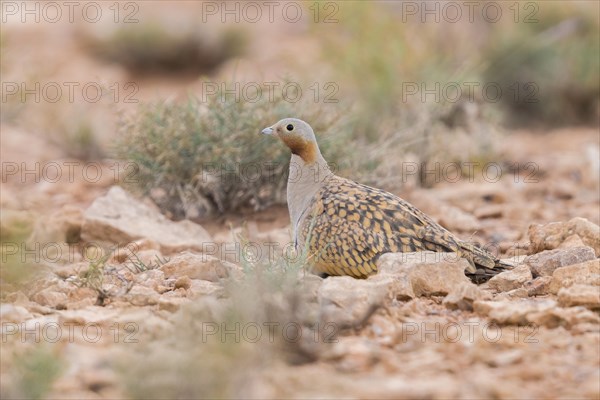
[282,136,317,164]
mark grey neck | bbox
[287,152,332,245]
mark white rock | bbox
[524,276,553,297]
[318,276,391,327]
[187,280,224,299]
[557,284,600,309]
[0,304,33,323]
[323,336,381,372]
[160,252,230,282]
[443,282,489,311]
[473,299,557,325]
[27,205,83,245]
[135,269,166,292]
[81,186,212,254]
[124,285,159,306]
[31,287,69,308]
[528,217,600,257]
[158,297,190,312]
[488,264,532,292]
[549,259,600,294]
[377,252,472,297]
[524,246,596,277]
[527,306,600,328]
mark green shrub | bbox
[483,3,600,126]
[115,81,351,219]
[86,23,246,76]
[310,1,482,137]
[2,344,64,400]
[313,1,599,128]
[45,108,106,161]
[0,212,36,296]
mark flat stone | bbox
[528,217,600,257]
[158,297,190,312]
[187,280,224,299]
[0,304,33,323]
[134,269,166,292]
[488,264,532,292]
[474,204,505,219]
[367,272,414,301]
[527,306,600,328]
[31,287,69,308]
[557,284,600,309]
[124,285,159,306]
[524,247,596,277]
[81,186,212,255]
[377,252,472,297]
[525,276,553,297]
[27,204,83,245]
[160,252,230,282]
[549,259,600,294]
[318,276,391,327]
[473,299,557,325]
[443,282,489,311]
[174,276,192,290]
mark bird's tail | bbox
[458,241,513,284]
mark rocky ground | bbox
[1,127,599,399]
[2,3,598,397]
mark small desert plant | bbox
[74,251,111,304]
[2,344,65,400]
[483,3,600,126]
[77,252,108,290]
[0,214,37,296]
[123,252,169,273]
[86,23,246,76]
[43,109,107,161]
[115,81,353,219]
[2,82,111,161]
[74,248,131,303]
[117,234,325,398]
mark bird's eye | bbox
[286,124,294,131]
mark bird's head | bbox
[261,118,319,164]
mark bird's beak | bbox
[261,127,274,135]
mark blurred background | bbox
[2,0,598,219]
[1,1,599,399]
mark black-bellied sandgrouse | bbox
[261,118,509,282]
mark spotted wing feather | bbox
[299,176,501,279]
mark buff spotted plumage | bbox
[261,118,509,282]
